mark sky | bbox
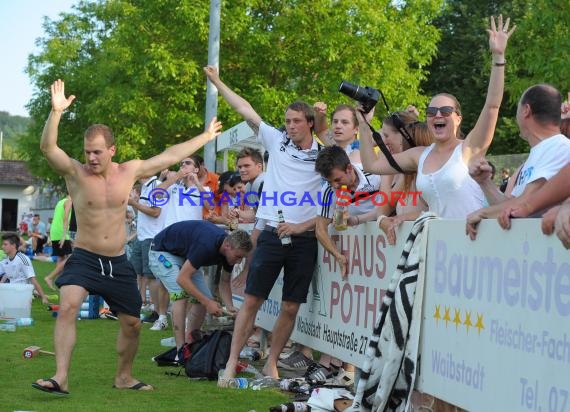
[0,1,78,117]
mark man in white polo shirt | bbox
[466,84,570,239]
[204,65,322,380]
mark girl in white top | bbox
[358,15,515,219]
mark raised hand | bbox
[469,157,494,184]
[50,79,76,113]
[488,15,516,58]
[205,116,222,140]
[203,65,220,82]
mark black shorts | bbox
[56,248,142,318]
[245,230,318,303]
[34,236,48,254]
[52,240,73,257]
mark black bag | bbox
[185,329,232,380]
[152,346,179,367]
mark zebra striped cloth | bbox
[347,212,438,412]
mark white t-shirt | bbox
[255,122,322,225]
[416,143,486,219]
[320,165,381,219]
[511,134,570,197]
[136,176,165,240]
[0,252,35,284]
[163,182,211,229]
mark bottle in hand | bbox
[277,209,292,247]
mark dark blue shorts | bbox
[56,247,142,318]
[245,230,318,303]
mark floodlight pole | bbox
[204,0,221,172]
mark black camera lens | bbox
[338,80,380,114]
[338,81,361,99]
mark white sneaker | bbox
[150,318,169,331]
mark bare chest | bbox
[72,172,132,211]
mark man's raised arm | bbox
[39,80,77,176]
[134,117,222,180]
[203,66,262,132]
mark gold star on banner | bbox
[464,311,473,333]
[475,313,485,334]
[443,306,451,328]
[453,308,462,329]
[433,305,441,325]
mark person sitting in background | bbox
[1,232,49,304]
[28,214,48,255]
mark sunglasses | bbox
[426,106,456,117]
[180,160,194,167]
[389,113,417,148]
[158,254,172,269]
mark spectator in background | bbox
[44,195,73,290]
[207,171,245,226]
[1,232,49,304]
[28,214,48,255]
[466,84,570,240]
[193,154,220,220]
[374,115,432,245]
[128,175,169,331]
[499,167,510,193]
[314,103,361,164]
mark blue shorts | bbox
[56,248,142,318]
[245,229,318,303]
[148,250,212,303]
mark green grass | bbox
[1,260,289,412]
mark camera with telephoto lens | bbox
[338,80,380,114]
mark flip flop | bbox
[32,378,70,396]
[112,381,153,390]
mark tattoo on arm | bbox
[246,120,259,135]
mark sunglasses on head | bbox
[158,254,172,269]
[426,106,455,117]
[180,160,194,167]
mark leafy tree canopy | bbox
[19,0,442,185]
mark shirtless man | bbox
[32,79,222,396]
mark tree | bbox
[19,0,443,185]
[0,111,30,160]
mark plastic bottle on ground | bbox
[161,337,176,347]
[227,377,249,389]
[269,402,309,412]
[239,346,262,361]
[250,377,280,390]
